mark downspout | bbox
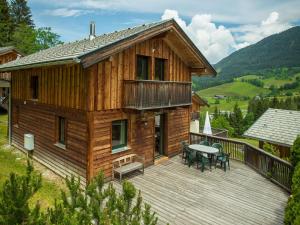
[8,82,11,145]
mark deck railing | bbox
[190,132,293,192]
[199,126,228,137]
[123,80,192,110]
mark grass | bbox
[201,98,248,114]
[198,81,269,98]
[0,113,64,210]
[232,137,259,147]
[197,73,300,113]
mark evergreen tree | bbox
[213,107,220,119]
[229,103,244,137]
[48,172,158,225]
[0,161,43,225]
[10,0,34,28]
[12,24,37,54]
[0,0,12,46]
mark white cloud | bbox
[45,8,91,17]
[161,10,293,63]
[161,9,236,64]
[33,0,300,24]
[233,11,292,48]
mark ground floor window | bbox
[112,120,128,152]
[58,116,66,146]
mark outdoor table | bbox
[188,144,219,170]
[188,144,219,155]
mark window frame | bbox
[136,55,150,80]
[111,119,128,153]
[155,58,166,81]
[30,75,39,100]
[55,116,67,148]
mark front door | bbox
[155,113,165,158]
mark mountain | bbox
[193,26,300,90]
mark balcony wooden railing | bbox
[123,80,192,110]
[190,132,293,192]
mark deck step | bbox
[154,156,169,165]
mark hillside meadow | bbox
[198,73,300,113]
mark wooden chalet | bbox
[0,19,216,184]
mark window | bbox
[155,58,166,81]
[58,117,66,145]
[30,76,39,99]
[112,120,128,152]
[13,105,19,127]
[136,55,149,80]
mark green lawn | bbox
[0,113,64,210]
[198,81,269,99]
[197,73,300,114]
[232,137,259,147]
[201,97,248,114]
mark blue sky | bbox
[28,0,300,63]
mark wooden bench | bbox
[112,154,145,181]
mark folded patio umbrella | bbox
[203,111,212,135]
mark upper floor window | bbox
[30,76,39,99]
[155,58,166,81]
[136,55,149,80]
[112,120,128,152]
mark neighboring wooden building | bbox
[190,92,208,133]
[244,108,300,157]
[191,92,208,120]
[0,46,23,110]
[0,19,216,184]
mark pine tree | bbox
[229,103,244,137]
[0,0,12,46]
[10,0,34,28]
[0,161,43,225]
[47,172,158,225]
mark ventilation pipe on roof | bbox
[89,21,96,40]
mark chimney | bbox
[89,21,96,40]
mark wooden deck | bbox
[113,156,288,225]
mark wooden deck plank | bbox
[113,156,288,225]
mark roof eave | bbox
[243,134,292,147]
[0,58,80,72]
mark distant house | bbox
[0,46,23,110]
[214,95,226,99]
[0,19,216,184]
[244,108,300,157]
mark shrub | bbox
[0,162,158,225]
[284,164,300,225]
[291,136,300,167]
[0,161,43,225]
[263,143,280,157]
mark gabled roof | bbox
[192,92,209,107]
[0,46,23,56]
[0,19,216,76]
[244,108,300,147]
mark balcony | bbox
[123,80,192,110]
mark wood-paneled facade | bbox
[10,33,210,183]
